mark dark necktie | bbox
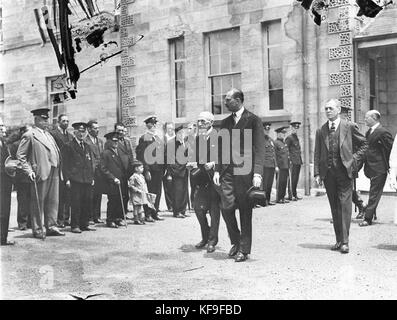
[80,141,84,151]
[330,122,335,133]
[232,112,237,125]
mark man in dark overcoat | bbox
[274,127,290,204]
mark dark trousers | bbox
[288,164,301,198]
[107,184,128,223]
[220,169,253,254]
[263,167,275,202]
[162,175,173,211]
[323,166,352,245]
[194,186,220,245]
[70,182,92,229]
[16,182,31,228]
[189,172,197,210]
[90,190,102,221]
[57,180,71,225]
[147,169,163,214]
[276,169,289,201]
[0,174,13,244]
[352,189,364,209]
[364,172,388,222]
[172,174,188,216]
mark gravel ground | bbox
[1,192,397,300]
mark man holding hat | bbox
[286,121,303,201]
[136,116,164,222]
[62,122,96,233]
[262,122,277,206]
[274,126,290,204]
[17,108,65,238]
[100,131,131,228]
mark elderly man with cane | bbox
[17,108,65,239]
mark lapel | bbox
[368,124,382,143]
[321,123,329,150]
[73,139,86,157]
[233,109,249,130]
[32,128,51,151]
[339,119,348,149]
[110,148,125,171]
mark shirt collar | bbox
[371,122,380,132]
[328,117,341,130]
[235,106,244,118]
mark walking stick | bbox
[117,183,128,228]
[275,170,279,202]
[32,178,46,240]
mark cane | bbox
[32,178,45,240]
[117,183,128,228]
[275,170,279,202]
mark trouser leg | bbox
[364,173,387,222]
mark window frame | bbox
[170,36,187,119]
[47,76,68,125]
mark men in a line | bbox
[359,110,394,227]
[262,122,277,206]
[166,124,189,218]
[213,88,265,262]
[136,116,164,222]
[314,99,367,253]
[274,126,290,204]
[17,108,65,238]
[193,111,220,253]
[0,118,15,245]
[286,121,303,201]
[63,122,96,233]
[100,132,130,228]
[163,122,175,212]
[50,114,73,228]
[85,120,105,224]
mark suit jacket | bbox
[264,136,276,168]
[274,138,289,169]
[136,132,164,172]
[285,133,303,165]
[314,119,367,180]
[17,127,61,182]
[62,139,94,184]
[50,127,73,151]
[166,138,188,178]
[84,135,104,170]
[100,147,130,195]
[215,108,265,178]
[364,125,394,178]
[118,137,135,167]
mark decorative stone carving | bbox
[122,56,135,67]
[339,32,352,46]
[338,6,350,19]
[123,97,136,108]
[123,116,137,128]
[121,15,134,27]
[329,45,352,60]
[340,58,352,71]
[339,84,353,97]
[328,19,350,34]
[340,97,353,109]
[329,71,353,86]
[329,0,350,8]
[121,77,135,87]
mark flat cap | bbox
[71,122,87,130]
[275,126,288,133]
[104,131,119,141]
[31,108,50,119]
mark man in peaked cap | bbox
[62,122,96,233]
[136,115,165,222]
[262,122,277,206]
[17,108,65,238]
[100,131,131,228]
[286,121,303,201]
[274,126,290,204]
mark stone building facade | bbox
[1,0,396,193]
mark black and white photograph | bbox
[1,0,397,304]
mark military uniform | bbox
[274,130,290,203]
[285,130,303,200]
[263,124,277,204]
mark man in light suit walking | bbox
[314,99,367,253]
[17,108,65,238]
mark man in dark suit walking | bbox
[314,99,367,253]
[50,114,73,228]
[286,121,303,201]
[100,132,131,228]
[85,120,105,224]
[213,88,265,262]
[359,110,394,227]
[62,122,96,233]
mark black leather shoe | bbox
[47,227,65,236]
[267,201,276,206]
[107,222,118,228]
[57,223,66,229]
[374,214,377,221]
[331,242,341,251]
[152,215,164,221]
[359,220,372,227]
[81,226,96,231]
[195,240,207,249]
[116,220,126,227]
[235,251,248,262]
[1,240,16,246]
[174,213,185,219]
[145,216,155,222]
[207,244,215,253]
[355,212,364,219]
[340,244,349,254]
[290,197,298,201]
[33,231,45,239]
[295,196,303,200]
[71,227,82,233]
[19,226,27,231]
[93,219,103,224]
[228,244,239,257]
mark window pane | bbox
[222,75,233,92]
[212,77,222,96]
[269,69,283,89]
[176,100,186,118]
[232,74,241,89]
[210,55,220,75]
[209,34,219,56]
[175,62,185,80]
[231,49,240,72]
[268,47,282,69]
[175,38,185,60]
[220,53,231,73]
[176,80,185,99]
[267,21,281,45]
[212,95,222,115]
[269,90,283,110]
